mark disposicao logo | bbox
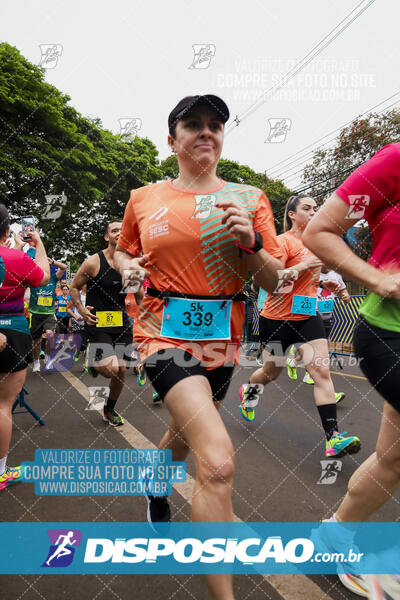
[42,529,82,567]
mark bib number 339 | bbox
[161,298,232,340]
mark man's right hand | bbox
[79,305,99,326]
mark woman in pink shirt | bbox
[304,144,400,598]
[0,204,50,491]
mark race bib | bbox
[38,296,53,307]
[161,298,232,340]
[96,311,123,328]
[317,299,335,314]
[58,306,67,313]
[291,295,317,316]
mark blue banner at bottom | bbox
[0,522,399,575]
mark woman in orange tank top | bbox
[239,194,361,460]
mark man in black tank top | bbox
[69,221,133,426]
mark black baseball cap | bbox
[168,95,230,133]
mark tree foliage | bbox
[0,43,162,269]
[302,109,400,202]
[301,109,400,263]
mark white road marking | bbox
[62,370,333,600]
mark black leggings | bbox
[144,349,234,402]
[353,317,400,413]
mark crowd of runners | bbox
[0,94,399,599]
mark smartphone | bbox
[21,216,35,241]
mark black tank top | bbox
[86,251,128,332]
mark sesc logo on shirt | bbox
[149,207,169,240]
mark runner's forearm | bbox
[69,287,84,311]
[34,240,50,279]
[53,259,68,270]
[304,230,384,293]
[248,251,283,293]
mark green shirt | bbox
[29,273,58,314]
[359,292,400,333]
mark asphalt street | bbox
[1,350,398,600]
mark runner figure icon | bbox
[45,531,77,566]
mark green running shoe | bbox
[103,409,124,427]
[335,392,345,404]
[239,384,263,422]
[303,371,314,385]
[0,466,24,490]
[286,357,298,380]
[325,431,361,458]
[152,390,161,404]
[137,364,146,386]
[84,351,98,377]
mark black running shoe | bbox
[88,366,98,378]
[146,495,171,527]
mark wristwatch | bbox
[236,231,263,255]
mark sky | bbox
[1,0,399,190]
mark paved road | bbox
[2,351,398,600]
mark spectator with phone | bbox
[0,204,50,490]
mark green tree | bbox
[0,43,162,264]
[301,109,400,264]
[302,109,400,202]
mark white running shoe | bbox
[367,574,400,599]
[338,572,369,597]
[32,361,40,373]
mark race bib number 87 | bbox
[96,311,123,328]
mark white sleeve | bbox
[337,274,346,291]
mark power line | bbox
[267,93,400,181]
[273,100,400,185]
[290,164,361,196]
[226,0,377,135]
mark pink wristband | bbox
[236,231,256,253]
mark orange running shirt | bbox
[125,292,138,320]
[261,231,321,321]
[119,180,281,367]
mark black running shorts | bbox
[259,315,327,355]
[0,329,33,373]
[353,317,400,413]
[144,348,234,402]
[29,313,56,340]
[86,326,133,365]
